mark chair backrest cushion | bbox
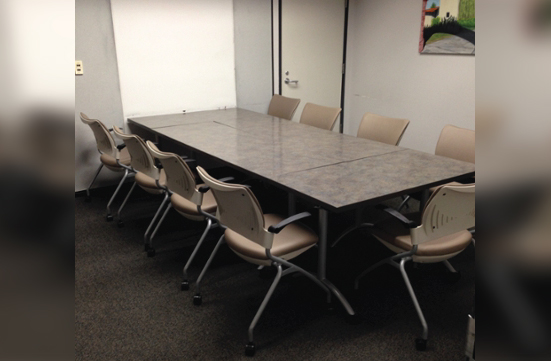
[112,126,159,179]
[146,141,201,205]
[412,184,475,245]
[80,112,117,158]
[299,103,341,130]
[357,112,410,146]
[267,94,301,120]
[197,166,274,249]
[435,125,475,163]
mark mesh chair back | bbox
[197,166,274,249]
[412,184,475,245]
[80,112,117,158]
[267,94,301,120]
[146,141,202,205]
[435,125,475,163]
[112,126,159,179]
[299,103,341,130]
[357,112,410,146]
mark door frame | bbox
[274,0,350,133]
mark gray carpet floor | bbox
[75,180,475,361]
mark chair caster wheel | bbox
[415,338,427,351]
[346,314,361,325]
[144,244,150,252]
[106,214,113,222]
[245,342,255,357]
[446,271,461,284]
[117,220,124,228]
[147,248,156,258]
[193,294,202,306]
[85,196,91,203]
[181,281,189,291]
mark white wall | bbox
[110,0,237,118]
[233,0,273,114]
[344,0,475,154]
[75,0,125,192]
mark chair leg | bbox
[194,234,225,305]
[443,260,457,273]
[354,257,393,290]
[148,203,173,250]
[116,181,137,226]
[181,218,213,291]
[106,169,129,222]
[245,263,283,357]
[397,195,411,212]
[85,163,103,201]
[143,192,170,256]
[331,222,373,248]
[399,258,428,350]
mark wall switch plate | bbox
[75,60,83,75]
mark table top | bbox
[128,108,475,212]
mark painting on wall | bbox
[419,0,475,55]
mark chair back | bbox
[267,94,301,120]
[146,141,202,205]
[112,126,159,179]
[196,166,274,249]
[357,112,410,146]
[80,112,117,158]
[435,125,475,163]
[411,184,475,245]
[299,103,341,130]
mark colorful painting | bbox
[419,0,475,55]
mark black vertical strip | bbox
[278,0,282,95]
[340,0,350,134]
[271,0,274,96]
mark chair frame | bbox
[353,184,475,351]
[79,113,135,221]
[194,166,341,356]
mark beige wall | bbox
[440,0,460,19]
[343,0,474,154]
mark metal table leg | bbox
[318,208,355,316]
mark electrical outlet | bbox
[75,60,83,75]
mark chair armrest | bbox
[376,205,418,228]
[268,212,311,234]
[198,176,236,193]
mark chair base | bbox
[181,280,189,291]
[117,220,124,228]
[193,294,202,306]
[415,337,427,351]
[245,342,255,357]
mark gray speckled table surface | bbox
[128,108,475,212]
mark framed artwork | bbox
[419,0,475,55]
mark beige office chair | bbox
[357,112,410,146]
[194,166,335,356]
[299,103,341,131]
[397,125,475,211]
[145,141,222,286]
[112,126,170,253]
[79,113,133,221]
[267,94,301,120]
[355,184,475,351]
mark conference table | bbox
[127,108,475,315]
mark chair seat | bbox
[225,214,318,261]
[371,213,472,257]
[170,186,217,216]
[135,169,166,189]
[100,147,131,169]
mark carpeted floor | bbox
[75,179,475,361]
